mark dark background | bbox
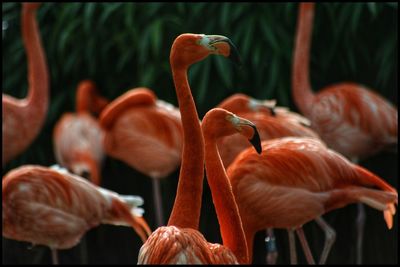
[2,2,397,264]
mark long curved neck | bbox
[167,65,204,230]
[204,138,249,264]
[292,3,315,116]
[23,5,49,118]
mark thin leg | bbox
[288,229,297,264]
[51,248,59,265]
[295,227,315,264]
[79,236,88,264]
[314,217,336,264]
[356,203,365,264]
[265,228,278,264]
[351,158,365,265]
[152,178,164,227]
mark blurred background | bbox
[2,2,397,264]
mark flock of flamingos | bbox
[2,2,398,265]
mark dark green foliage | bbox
[2,3,397,264]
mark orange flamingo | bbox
[292,3,398,263]
[2,3,49,166]
[2,164,151,264]
[137,33,245,264]
[99,87,183,227]
[217,92,321,263]
[226,136,397,264]
[53,80,109,186]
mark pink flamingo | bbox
[99,87,183,227]
[292,3,398,263]
[217,92,322,263]
[2,165,151,264]
[137,33,247,264]
[3,3,49,166]
[227,136,397,264]
[53,80,108,186]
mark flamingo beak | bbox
[236,118,262,154]
[248,124,262,154]
[201,35,242,66]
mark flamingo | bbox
[2,165,151,264]
[137,33,245,264]
[226,136,397,264]
[99,87,183,227]
[2,3,49,166]
[216,92,322,263]
[53,80,108,186]
[292,3,398,263]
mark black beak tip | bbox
[226,39,242,66]
[249,125,262,154]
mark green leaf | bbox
[214,57,232,89]
[83,3,96,34]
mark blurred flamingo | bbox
[2,3,49,166]
[138,33,246,264]
[217,93,319,168]
[53,80,109,186]
[99,87,183,227]
[292,3,398,263]
[2,165,151,264]
[226,136,397,264]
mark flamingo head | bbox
[202,108,262,154]
[170,33,241,68]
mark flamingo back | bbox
[309,83,398,159]
[2,165,149,249]
[103,101,183,179]
[138,226,238,264]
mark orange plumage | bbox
[227,137,397,262]
[53,80,108,185]
[2,165,151,249]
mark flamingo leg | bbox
[265,228,278,264]
[79,236,88,264]
[151,178,164,227]
[51,248,59,265]
[351,157,365,264]
[288,229,297,264]
[314,217,336,264]
[295,227,315,264]
[356,203,365,264]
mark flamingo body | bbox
[138,226,238,264]
[227,137,397,261]
[100,88,183,179]
[305,83,397,159]
[2,165,151,249]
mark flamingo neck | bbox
[23,6,49,119]
[244,228,256,263]
[204,139,249,264]
[292,3,315,116]
[76,85,94,114]
[167,66,204,230]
